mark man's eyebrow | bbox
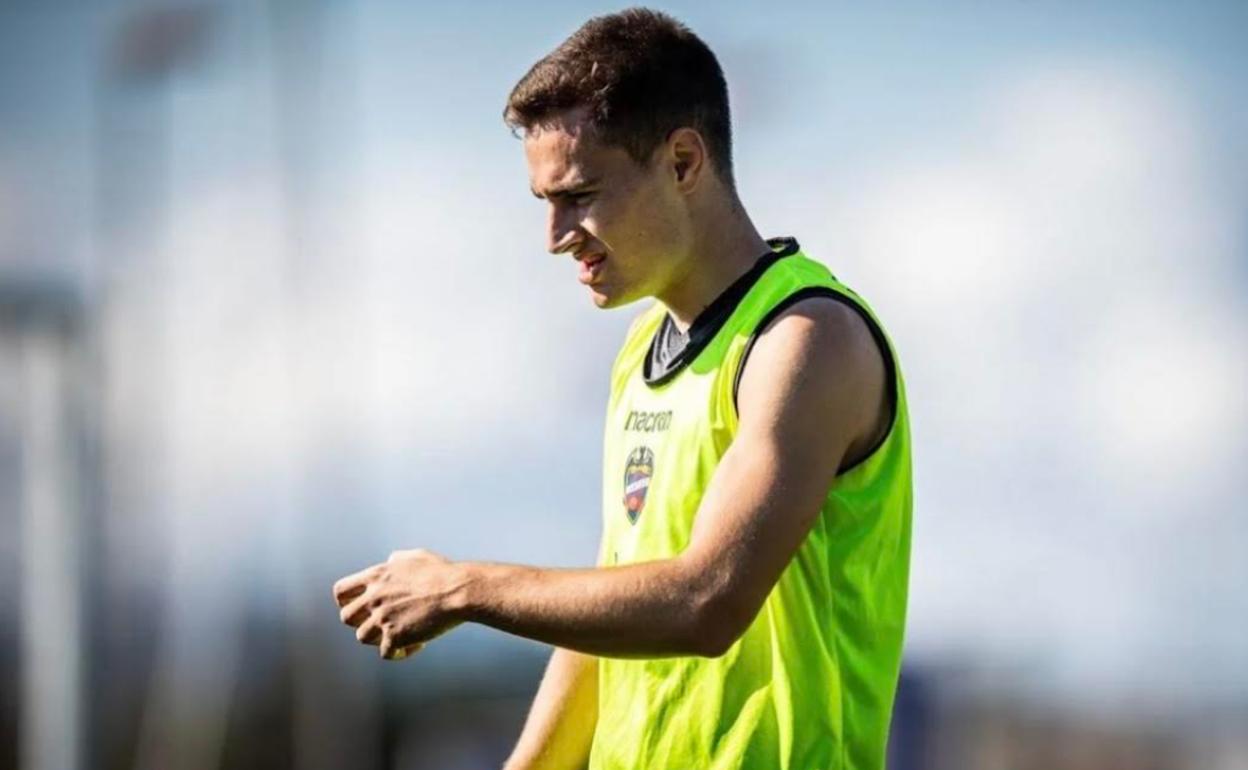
[531,177,600,200]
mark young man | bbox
[333,8,912,769]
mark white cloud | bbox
[1077,295,1247,507]
[101,137,629,600]
[814,59,1248,698]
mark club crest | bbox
[622,446,655,524]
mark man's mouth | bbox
[577,253,607,285]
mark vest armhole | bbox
[731,287,899,476]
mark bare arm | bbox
[504,536,608,770]
[334,297,885,660]
[502,647,597,770]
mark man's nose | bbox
[547,203,581,256]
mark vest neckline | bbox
[642,236,800,387]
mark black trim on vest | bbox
[643,237,801,387]
[731,287,899,476]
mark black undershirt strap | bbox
[643,236,799,386]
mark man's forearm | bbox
[503,647,598,770]
[451,557,727,658]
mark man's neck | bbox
[658,209,771,334]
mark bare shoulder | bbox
[759,296,879,355]
[737,295,889,472]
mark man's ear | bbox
[668,127,706,192]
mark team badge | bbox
[622,446,655,524]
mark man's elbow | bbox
[686,591,755,658]
[689,624,738,658]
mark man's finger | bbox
[339,590,373,627]
[355,616,382,646]
[332,566,377,606]
[334,583,365,606]
[380,632,420,660]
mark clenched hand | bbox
[333,548,468,660]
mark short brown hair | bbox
[504,8,735,188]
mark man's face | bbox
[524,108,689,309]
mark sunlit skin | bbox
[332,107,888,671]
[523,106,772,330]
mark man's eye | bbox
[570,192,595,206]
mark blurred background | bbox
[1,1,1246,768]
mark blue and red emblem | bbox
[622,446,655,524]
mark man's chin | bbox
[588,286,638,310]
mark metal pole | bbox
[8,285,85,770]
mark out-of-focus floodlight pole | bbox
[6,281,85,770]
[89,5,214,770]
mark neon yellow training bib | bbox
[588,238,913,770]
